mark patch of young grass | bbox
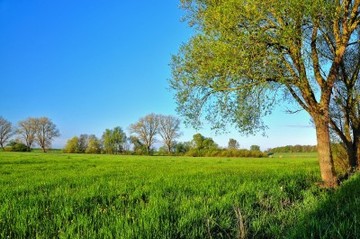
[0,152,358,238]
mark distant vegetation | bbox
[0,116,59,152]
[268,145,317,153]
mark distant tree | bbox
[250,145,261,151]
[0,116,14,150]
[112,127,127,153]
[85,135,101,154]
[174,141,191,155]
[228,138,239,150]
[5,140,28,152]
[78,134,90,153]
[63,136,80,153]
[192,133,218,150]
[189,133,218,156]
[158,115,181,153]
[129,113,159,154]
[17,117,37,151]
[35,117,60,152]
[102,129,114,154]
[102,127,127,154]
[129,136,146,154]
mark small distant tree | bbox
[189,133,218,156]
[228,138,239,150]
[102,129,114,154]
[85,135,101,154]
[158,115,182,153]
[5,140,28,152]
[63,136,80,153]
[174,141,191,155]
[250,145,261,152]
[129,113,159,154]
[112,127,127,153]
[102,127,127,154]
[0,116,14,150]
[78,134,90,153]
[17,117,37,151]
[35,117,60,152]
[129,136,146,154]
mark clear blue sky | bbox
[0,0,316,150]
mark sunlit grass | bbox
[0,152,358,238]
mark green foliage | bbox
[227,138,239,150]
[1,152,358,238]
[190,133,218,154]
[269,145,317,153]
[250,145,260,151]
[63,137,80,153]
[4,141,28,152]
[331,143,350,176]
[85,135,102,154]
[129,136,147,155]
[102,127,127,154]
[173,141,192,155]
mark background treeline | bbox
[267,145,317,153]
[0,116,59,152]
[63,113,267,157]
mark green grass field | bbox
[0,152,359,238]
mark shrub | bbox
[5,141,29,152]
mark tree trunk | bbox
[314,117,338,187]
[357,139,360,170]
[346,142,358,171]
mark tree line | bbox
[63,113,266,157]
[268,145,317,154]
[0,116,60,152]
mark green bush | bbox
[5,141,29,152]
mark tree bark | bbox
[314,116,338,187]
[345,142,358,171]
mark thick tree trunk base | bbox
[315,117,338,188]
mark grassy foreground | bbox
[0,152,359,238]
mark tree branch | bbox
[311,19,325,88]
[285,85,309,112]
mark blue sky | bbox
[0,0,316,150]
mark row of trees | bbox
[0,116,60,152]
[63,127,127,154]
[64,114,181,155]
[268,145,317,154]
[63,115,265,157]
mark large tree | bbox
[17,117,38,151]
[0,116,13,150]
[158,115,182,153]
[171,0,360,187]
[129,113,159,154]
[35,117,60,152]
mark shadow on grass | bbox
[287,173,360,238]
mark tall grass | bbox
[0,152,358,238]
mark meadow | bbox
[0,152,359,238]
